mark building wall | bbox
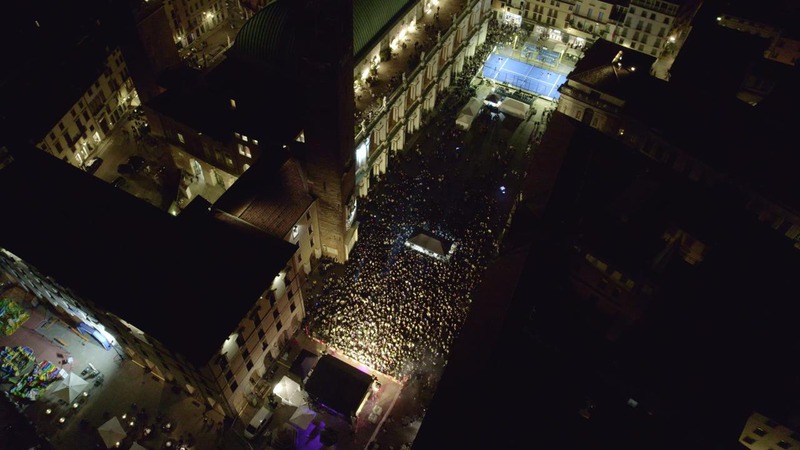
[164,0,227,49]
[36,47,136,168]
[204,262,305,415]
[283,203,323,276]
[147,108,243,190]
[569,251,647,339]
[571,0,616,39]
[739,412,800,450]
[615,1,678,57]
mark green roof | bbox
[234,0,416,62]
[233,1,297,63]
[354,0,416,58]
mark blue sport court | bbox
[482,53,565,99]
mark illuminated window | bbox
[292,225,299,239]
[252,139,258,145]
[238,144,251,158]
[234,132,240,138]
[177,133,185,144]
[229,98,236,109]
[242,134,248,142]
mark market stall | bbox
[0,346,36,383]
[9,359,60,400]
[0,299,30,335]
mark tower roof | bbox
[233,0,298,64]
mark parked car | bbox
[244,406,274,439]
[84,157,103,174]
[112,176,126,188]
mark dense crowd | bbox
[306,114,509,381]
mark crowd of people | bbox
[305,93,519,382]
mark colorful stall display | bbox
[0,346,35,382]
[0,299,30,336]
[9,360,60,401]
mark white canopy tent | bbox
[273,376,307,407]
[98,417,127,449]
[455,97,482,130]
[289,405,317,430]
[405,229,455,262]
[499,97,530,119]
[51,372,89,403]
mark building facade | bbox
[353,0,493,198]
[204,260,305,414]
[164,0,227,49]
[35,47,137,169]
[491,0,697,57]
[739,412,800,450]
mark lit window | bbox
[234,132,240,139]
[238,144,251,158]
[229,98,236,109]
[242,135,248,142]
[292,225,300,239]
[252,139,258,145]
[177,133,185,144]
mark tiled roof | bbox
[214,157,314,239]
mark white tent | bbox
[273,376,306,407]
[499,97,530,119]
[289,405,317,430]
[52,372,89,403]
[455,97,482,130]
[405,229,454,262]
[98,417,127,449]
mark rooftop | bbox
[566,39,659,100]
[147,58,303,146]
[214,157,315,239]
[0,146,296,367]
[304,355,373,417]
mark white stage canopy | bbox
[499,97,530,119]
[289,405,317,430]
[98,417,127,449]
[456,97,482,130]
[405,229,456,262]
[274,375,307,407]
